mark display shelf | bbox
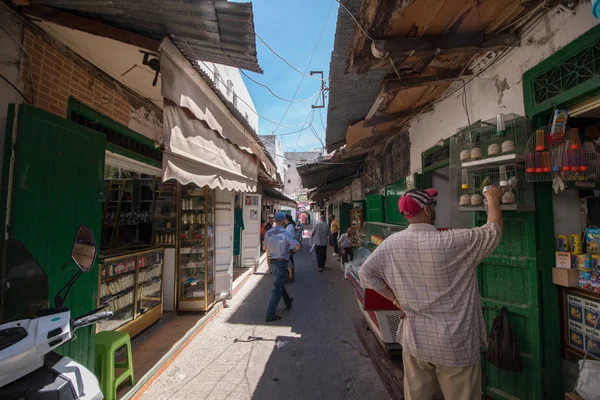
[177,184,215,311]
[97,247,164,336]
[459,204,518,212]
[462,153,526,168]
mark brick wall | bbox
[20,28,130,126]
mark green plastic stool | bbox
[95,331,135,400]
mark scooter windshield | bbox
[0,240,49,324]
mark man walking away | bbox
[311,215,329,272]
[264,214,274,233]
[338,227,354,264]
[329,214,340,256]
[359,187,504,400]
[263,212,300,322]
[284,214,297,282]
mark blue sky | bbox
[239,0,339,152]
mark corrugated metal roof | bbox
[28,0,262,73]
[325,0,387,152]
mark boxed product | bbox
[585,227,600,253]
[568,300,583,323]
[580,271,593,291]
[585,308,599,328]
[556,252,572,269]
[569,324,585,350]
[591,273,600,293]
[575,254,592,272]
[553,268,579,287]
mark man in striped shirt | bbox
[359,187,504,400]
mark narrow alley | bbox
[140,236,390,400]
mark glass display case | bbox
[153,180,177,245]
[97,247,164,337]
[177,184,215,311]
[345,222,406,285]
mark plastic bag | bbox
[310,243,315,254]
[486,308,522,372]
[576,360,600,400]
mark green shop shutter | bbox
[385,179,408,226]
[475,212,542,399]
[8,104,105,370]
[339,203,351,233]
[365,195,384,222]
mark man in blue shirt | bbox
[263,212,300,322]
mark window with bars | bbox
[67,99,162,165]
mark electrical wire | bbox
[272,0,335,134]
[255,32,326,82]
[318,108,327,131]
[498,0,548,33]
[177,3,322,130]
[335,0,376,41]
[239,68,324,103]
[0,72,33,104]
[0,24,35,104]
[412,9,548,121]
[193,57,306,128]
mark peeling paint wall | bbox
[128,106,162,144]
[409,2,599,174]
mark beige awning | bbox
[160,38,260,192]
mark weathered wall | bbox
[199,62,259,134]
[283,151,322,198]
[19,27,163,140]
[409,2,599,174]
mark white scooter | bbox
[0,224,113,399]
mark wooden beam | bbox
[23,5,160,51]
[372,32,518,57]
[383,69,473,92]
[364,105,432,127]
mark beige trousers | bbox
[403,353,482,400]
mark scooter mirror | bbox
[71,224,97,272]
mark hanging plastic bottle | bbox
[535,129,545,151]
[499,165,508,187]
[542,152,551,172]
[570,128,581,150]
[461,169,470,190]
[561,149,571,172]
[496,113,507,137]
[579,149,589,172]
[569,149,579,172]
[534,152,542,173]
[526,152,535,173]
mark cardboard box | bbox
[553,268,579,287]
[556,252,572,269]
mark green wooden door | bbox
[385,179,408,226]
[8,104,105,369]
[475,211,542,399]
[339,203,350,233]
[365,195,384,222]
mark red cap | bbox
[398,189,438,218]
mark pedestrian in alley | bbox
[359,187,504,400]
[284,214,297,282]
[264,214,274,233]
[311,214,329,272]
[329,214,340,256]
[338,227,355,264]
[263,212,300,322]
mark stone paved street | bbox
[141,239,389,400]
